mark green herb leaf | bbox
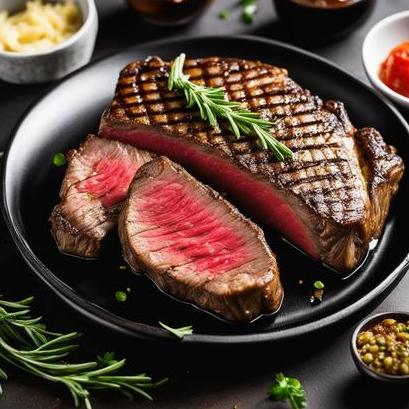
[313,281,325,290]
[97,352,118,367]
[159,322,193,340]
[242,5,257,23]
[0,296,166,408]
[115,291,127,303]
[168,53,293,162]
[218,10,230,20]
[52,152,66,167]
[240,0,258,24]
[269,372,307,409]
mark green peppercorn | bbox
[362,353,374,364]
[373,358,382,368]
[376,335,386,345]
[357,332,373,346]
[382,318,397,326]
[397,332,409,342]
[383,356,393,370]
[369,345,379,353]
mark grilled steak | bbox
[119,156,283,322]
[50,135,152,258]
[100,56,404,273]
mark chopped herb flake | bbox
[115,290,127,302]
[159,322,193,339]
[240,0,258,24]
[97,351,118,367]
[219,10,230,20]
[52,152,66,167]
[313,281,325,290]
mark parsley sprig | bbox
[0,296,167,408]
[269,372,307,409]
[168,53,293,162]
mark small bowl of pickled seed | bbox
[351,312,409,383]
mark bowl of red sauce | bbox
[363,11,409,108]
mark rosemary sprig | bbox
[168,53,293,162]
[159,322,193,340]
[0,296,167,408]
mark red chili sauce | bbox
[380,41,409,98]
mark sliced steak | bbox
[119,157,283,323]
[100,56,404,273]
[50,135,152,258]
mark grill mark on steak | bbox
[50,135,152,258]
[119,157,283,322]
[289,143,341,153]
[101,56,404,272]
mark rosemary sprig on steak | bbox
[0,296,166,408]
[168,53,293,162]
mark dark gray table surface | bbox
[1,1,409,408]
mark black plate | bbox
[2,35,409,344]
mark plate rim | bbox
[2,34,409,344]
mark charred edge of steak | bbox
[119,157,284,323]
[50,205,102,259]
[50,204,121,259]
[355,127,404,239]
[324,100,356,137]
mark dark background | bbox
[1,1,409,408]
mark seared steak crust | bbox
[119,157,283,323]
[101,56,404,272]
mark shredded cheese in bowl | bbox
[0,0,82,53]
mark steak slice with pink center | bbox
[119,156,283,323]
[50,135,152,258]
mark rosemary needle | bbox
[168,53,293,162]
[159,322,193,340]
[0,296,166,408]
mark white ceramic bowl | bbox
[0,0,98,84]
[363,11,409,108]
